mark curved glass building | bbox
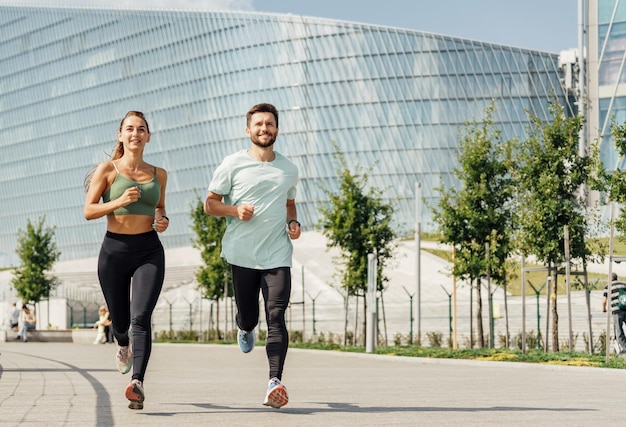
[0,5,572,268]
[589,0,626,171]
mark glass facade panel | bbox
[597,0,626,174]
[0,5,570,267]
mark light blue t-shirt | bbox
[208,149,299,269]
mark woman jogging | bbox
[84,111,169,410]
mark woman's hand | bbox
[154,216,169,233]
[119,186,142,207]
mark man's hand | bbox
[288,220,301,240]
[237,204,254,221]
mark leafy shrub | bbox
[427,331,443,347]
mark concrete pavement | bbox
[0,341,624,426]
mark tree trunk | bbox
[469,279,474,348]
[551,271,559,352]
[477,278,484,348]
[343,294,349,346]
[504,277,510,348]
[215,299,221,340]
[583,262,593,354]
[361,294,367,347]
[355,294,359,346]
[380,292,388,346]
[224,276,229,341]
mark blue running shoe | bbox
[237,328,255,353]
[263,377,289,408]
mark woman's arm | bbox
[153,167,169,232]
[83,162,141,220]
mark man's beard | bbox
[251,135,276,148]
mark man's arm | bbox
[204,191,254,221]
[286,199,300,240]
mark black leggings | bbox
[98,230,165,383]
[231,265,291,380]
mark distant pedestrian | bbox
[9,302,20,331]
[602,272,626,356]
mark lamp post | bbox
[415,182,421,345]
[402,286,414,344]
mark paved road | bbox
[0,342,623,426]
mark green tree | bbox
[190,196,231,339]
[11,216,61,304]
[431,103,514,348]
[318,145,397,342]
[513,102,595,352]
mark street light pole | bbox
[607,204,615,363]
[415,182,421,344]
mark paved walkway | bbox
[1,342,624,426]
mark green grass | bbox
[423,247,608,297]
[288,342,626,369]
[152,337,626,369]
[419,236,626,297]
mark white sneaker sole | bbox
[263,384,289,408]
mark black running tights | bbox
[98,230,165,383]
[231,265,291,381]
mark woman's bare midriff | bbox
[106,215,155,234]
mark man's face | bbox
[246,112,278,148]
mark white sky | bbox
[0,0,580,53]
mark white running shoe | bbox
[116,345,132,374]
[125,379,144,410]
[263,377,289,408]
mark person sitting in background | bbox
[17,305,36,342]
[93,305,112,344]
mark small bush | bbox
[559,333,579,352]
[513,330,540,350]
[316,332,326,345]
[290,330,303,343]
[177,330,198,341]
[427,331,443,347]
[394,333,403,346]
[328,332,342,345]
[497,332,511,348]
[595,330,606,355]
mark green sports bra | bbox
[103,161,161,216]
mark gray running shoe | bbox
[237,328,255,353]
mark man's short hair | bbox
[612,272,618,281]
[246,103,279,128]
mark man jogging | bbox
[204,103,300,408]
